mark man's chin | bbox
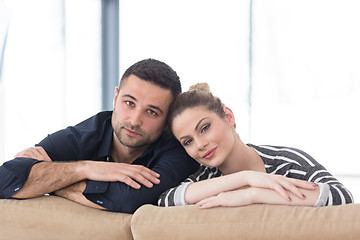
[119,139,149,149]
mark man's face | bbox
[112,75,173,149]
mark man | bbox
[0,59,199,213]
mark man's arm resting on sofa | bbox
[9,160,159,199]
[12,161,86,199]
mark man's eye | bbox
[125,101,135,107]
[183,139,193,146]
[146,109,158,116]
[200,124,210,133]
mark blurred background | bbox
[1,0,359,202]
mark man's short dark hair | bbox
[119,59,182,99]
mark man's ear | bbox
[224,106,236,127]
[113,86,119,108]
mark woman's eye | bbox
[200,124,210,133]
[183,139,193,146]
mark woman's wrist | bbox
[238,170,252,187]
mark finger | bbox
[131,165,160,185]
[120,168,157,188]
[275,177,310,199]
[279,178,316,199]
[121,175,141,189]
[290,178,318,190]
[273,176,306,199]
[273,184,292,201]
[16,149,41,159]
[14,147,51,161]
[138,170,160,185]
[133,165,160,178]
[197,198,220,209]
[36,147,52,161]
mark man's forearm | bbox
[12,161,86,199]
[54,181,105,210]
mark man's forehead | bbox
[119,78,172,110]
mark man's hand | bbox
[82,161,160,189]
[15,146,52,162]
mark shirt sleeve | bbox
[0,158,41,198]
[158,165,222,207]
[82,140,200,214]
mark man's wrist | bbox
[74,161,90,180]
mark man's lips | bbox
[124,127,141,137]
[202,147,217,159]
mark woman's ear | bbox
[224,106,236,128]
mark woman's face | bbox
[172,107,236,168]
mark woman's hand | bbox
[241,171,317,201]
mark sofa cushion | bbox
[131,203,360,240]
[0,195,133,240]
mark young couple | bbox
[0,59,352,213]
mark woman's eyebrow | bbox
[195,117,208,131]
[179,117,209,141]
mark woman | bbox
[158,83,353,209]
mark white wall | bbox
[0,0,101,163]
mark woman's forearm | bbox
[184,172,247,204]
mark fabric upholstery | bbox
[0,195,133,240]
[131,204,360,240]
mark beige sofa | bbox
[1,195,359,240]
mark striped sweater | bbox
[158,144,354,207]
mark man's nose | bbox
[129,109,143,127]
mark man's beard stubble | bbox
[113,123,152,149]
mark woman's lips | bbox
[202,147,217,159]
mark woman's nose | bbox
[196,137,208,151]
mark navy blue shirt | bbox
[0,111,199,213]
